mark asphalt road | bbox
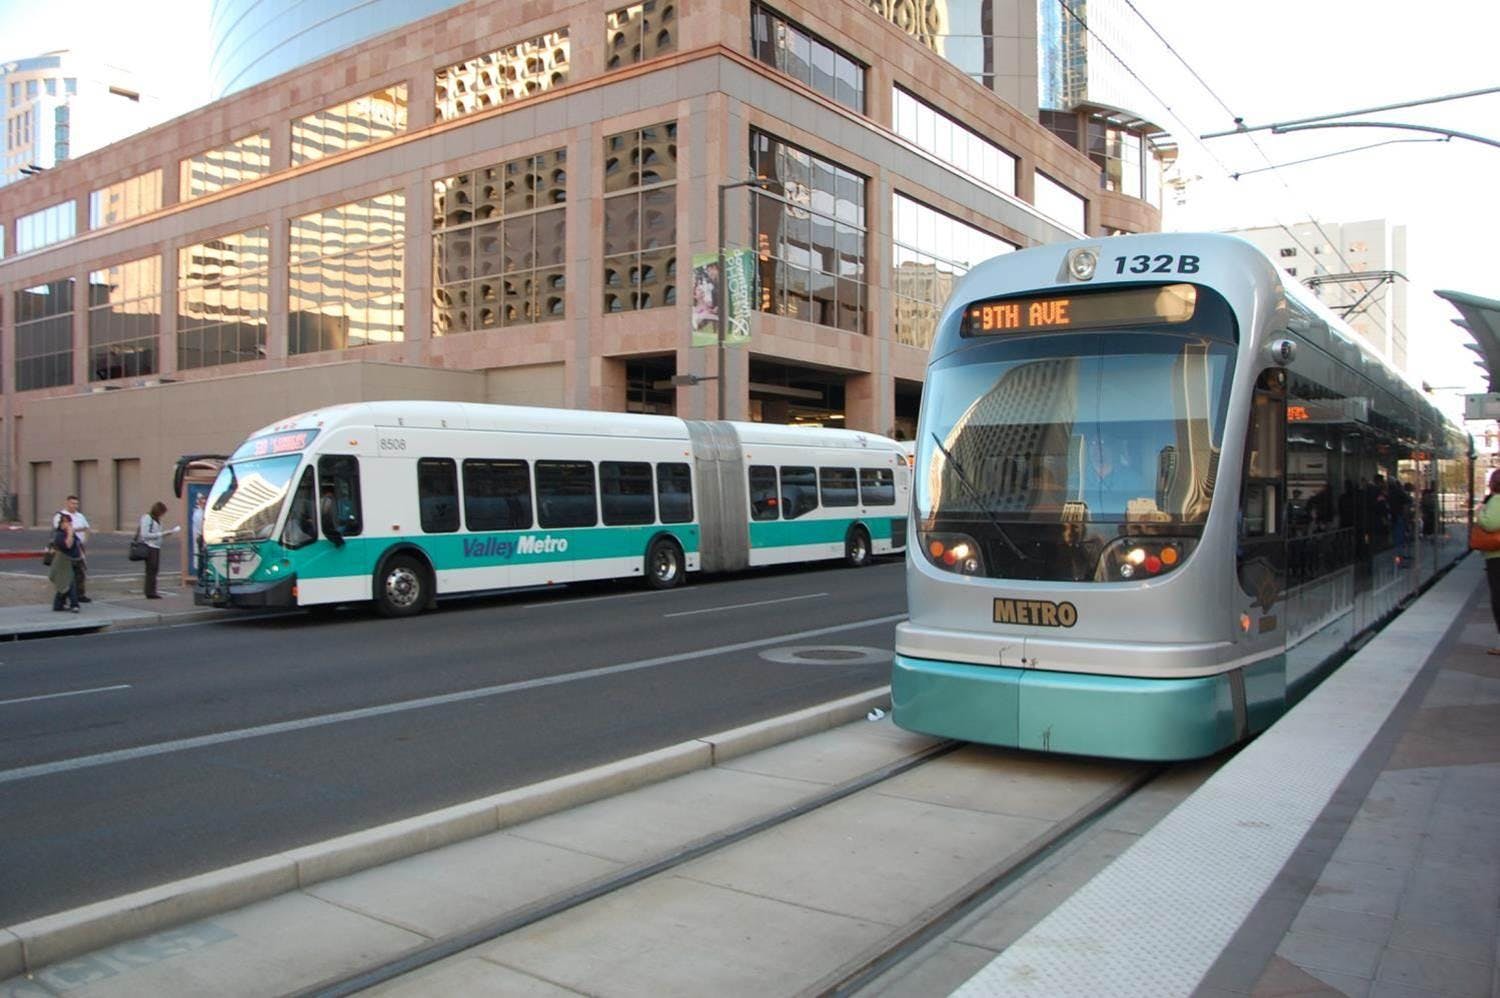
[0,559,906,925]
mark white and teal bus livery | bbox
[197,401,909,616]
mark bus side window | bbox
[418,458,460,533]
[537,460,597,528]
[860,467,895,506]
[656,462,693,524]
[463,459,531,530]
[819,467,858,507]
[282,468,318,549]
[317,455,363,537]
[780,466,818,520]
[749,465,778,521]
[601,461,654,525]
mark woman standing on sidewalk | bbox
[138,501,181,599]
[48,513,83,612]
[1478,468,1500,655]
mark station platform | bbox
[1,556,1494,997]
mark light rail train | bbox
[893,232,1470,760]
[196,402,908,616]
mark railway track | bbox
[295,736,1178,997]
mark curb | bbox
[0,606,244,641]
[0,686,892,978]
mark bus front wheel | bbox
[646,537,684,590]
[845,526,872,567]
[376,554,429,617]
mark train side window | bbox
[463,459,532,530]
[749,465,779,521]
[820,467,858,507]
[1237,368,1287,601]
[317,455,363,537]
[282,468,318,549]
[536,460,597,527]
[657,462,693,523]
[418,458,460,533]
[860,467,895,506]
[780,466,818,520]
[601,461,655,525]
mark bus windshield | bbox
[203,454,304,544]
[918,330,1236,581]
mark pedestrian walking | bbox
[48,513,83,612]
[137,500,181,599]
[51,494,92,602]
[1477,469,1500,655]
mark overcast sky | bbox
[3,1,1497,418]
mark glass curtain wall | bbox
[16,202,76,253]
[89,170,163,229]
[603,122,676,313]
[178,227,272,369]
[750,3,865,114]
[606,1,676,69]
[435,31,570,121]
[891,193,1014,349]
[749,129,865,332]
[289,192,406,353]
[892,87,1016,197]
[14,278,75,390]
[1034,171,1086,233]
[433,148,567,333]
[87,256,160,380]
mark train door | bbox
[1236,367,1288,724]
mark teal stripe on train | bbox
[208,525,702,583]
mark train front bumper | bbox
[891,653,1245,761]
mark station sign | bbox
[1464,393,1500,420]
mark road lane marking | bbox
[663,593,828,618]
[0,684,131,706]
[0,612,906,785]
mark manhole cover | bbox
[759,645,890,666]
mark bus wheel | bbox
[646,537,684,589]
[845,526,872,567]
[376,555,428,617]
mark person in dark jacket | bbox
[48,513,83,612]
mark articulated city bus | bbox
[197,401,909,616]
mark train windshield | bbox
[918,326,1236,582]
[202,454,303,545]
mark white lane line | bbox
[0,684,131,707]
[663,593,829,618]
[0,612,906,786]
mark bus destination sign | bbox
[232,428,321,460]
[963,284,1197,336]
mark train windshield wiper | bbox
[928,432,1028,561]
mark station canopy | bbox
[1436,289,1500,392]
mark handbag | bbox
[41,544,55,566]
[1469,521,1500,553]
[128,529,150,562]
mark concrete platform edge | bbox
[0,685,891,978]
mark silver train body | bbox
[893,233,1470,760]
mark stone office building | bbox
[0,0,1166,529]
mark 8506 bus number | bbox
[379,437,407,451]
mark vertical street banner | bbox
[691,249,754,347]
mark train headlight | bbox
[1098,537,1196,582]
[1067,248,1099,281]
[920,531,986,576]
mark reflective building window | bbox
[88,256,160,381]
[891,193,1014,349]
[178,227,271,370]
[16,202,76,254]
[180,132,271,200]
[749,129,866,333]
[435,31,570,122]
[603,122,676,313]
[14,278,75,390]
[607,1,675,68]
[892,87,1016,197]
[1034,171,1086,233]
[433,148,567,334]
[289,192,406,354]
[89,170,164,230]
[292,84,408,166]
[751,4,865,114]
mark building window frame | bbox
[603,122,677,314]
